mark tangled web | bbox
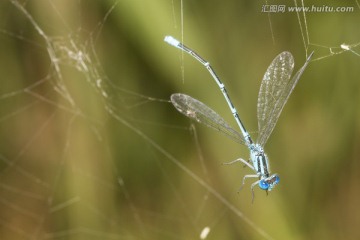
[0,0,360,240]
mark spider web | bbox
[0,0,360,240]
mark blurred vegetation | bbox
[0,0,359,239]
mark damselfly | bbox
[165,36,313,200]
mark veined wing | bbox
[171,93,245,145]
[257,52,313,147]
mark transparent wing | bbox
[171,93,246,145]
[257,52,313,147]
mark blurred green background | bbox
[0,0,359,239]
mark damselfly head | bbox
[259,174,280,191]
